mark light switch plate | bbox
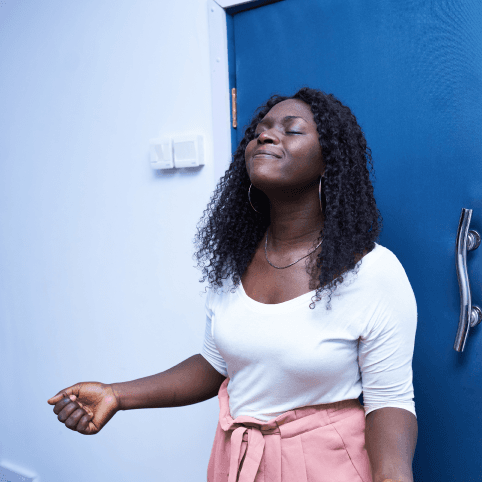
[172,135,204,168]
[149,137,174,169]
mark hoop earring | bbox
[248,175,325,215]
[248,183,262,214]
[319,174,324,214]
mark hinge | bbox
[231,88,237,128]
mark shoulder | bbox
[358,243,413,291]
[354,247,370,264]
[364,244,416,308]
[372,243,408,274]
[359,245,417,337]
[204,277,234,310]
[357,242,401,269]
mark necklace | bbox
[264,227,323,269]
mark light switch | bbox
[149,137,174,169]
[172,135,204,168]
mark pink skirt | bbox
[207,378,373,482]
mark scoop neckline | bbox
[237,279,318,313]
[235,242,380,314]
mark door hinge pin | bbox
[232,88,237,128]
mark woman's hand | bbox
[47,382,120,435]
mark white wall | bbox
[0,1,228,480]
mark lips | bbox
[253,148,281,158]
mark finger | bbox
[77,413,94,434]
[65,408,86,431]
[53,397,74,415]
[48,383,81,405]
[57,402,80,423]
[48,389,74,405]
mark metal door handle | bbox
[454,208,481,352]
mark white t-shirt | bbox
[201,242,417,421]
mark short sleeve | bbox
[200,287,228,377]
[358,254,418,419]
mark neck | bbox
[261,177,324,251]
[267,206,324,252]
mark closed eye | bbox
[254,131,302,138]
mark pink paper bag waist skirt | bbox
[207,377,373,482]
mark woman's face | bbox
[245,98,324,192]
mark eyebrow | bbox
[257,115,308,126]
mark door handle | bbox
[454,208,482,352]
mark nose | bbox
[258,130,279,144]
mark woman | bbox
[48,87,417,482]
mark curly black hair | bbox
[193,86,383,310]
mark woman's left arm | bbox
[365,407,418,482]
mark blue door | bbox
[226,1,482,480]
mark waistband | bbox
[217,377,363,482]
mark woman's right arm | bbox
[47,354,227,434]
[111,353,227,410]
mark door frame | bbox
[207,0,283,184]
